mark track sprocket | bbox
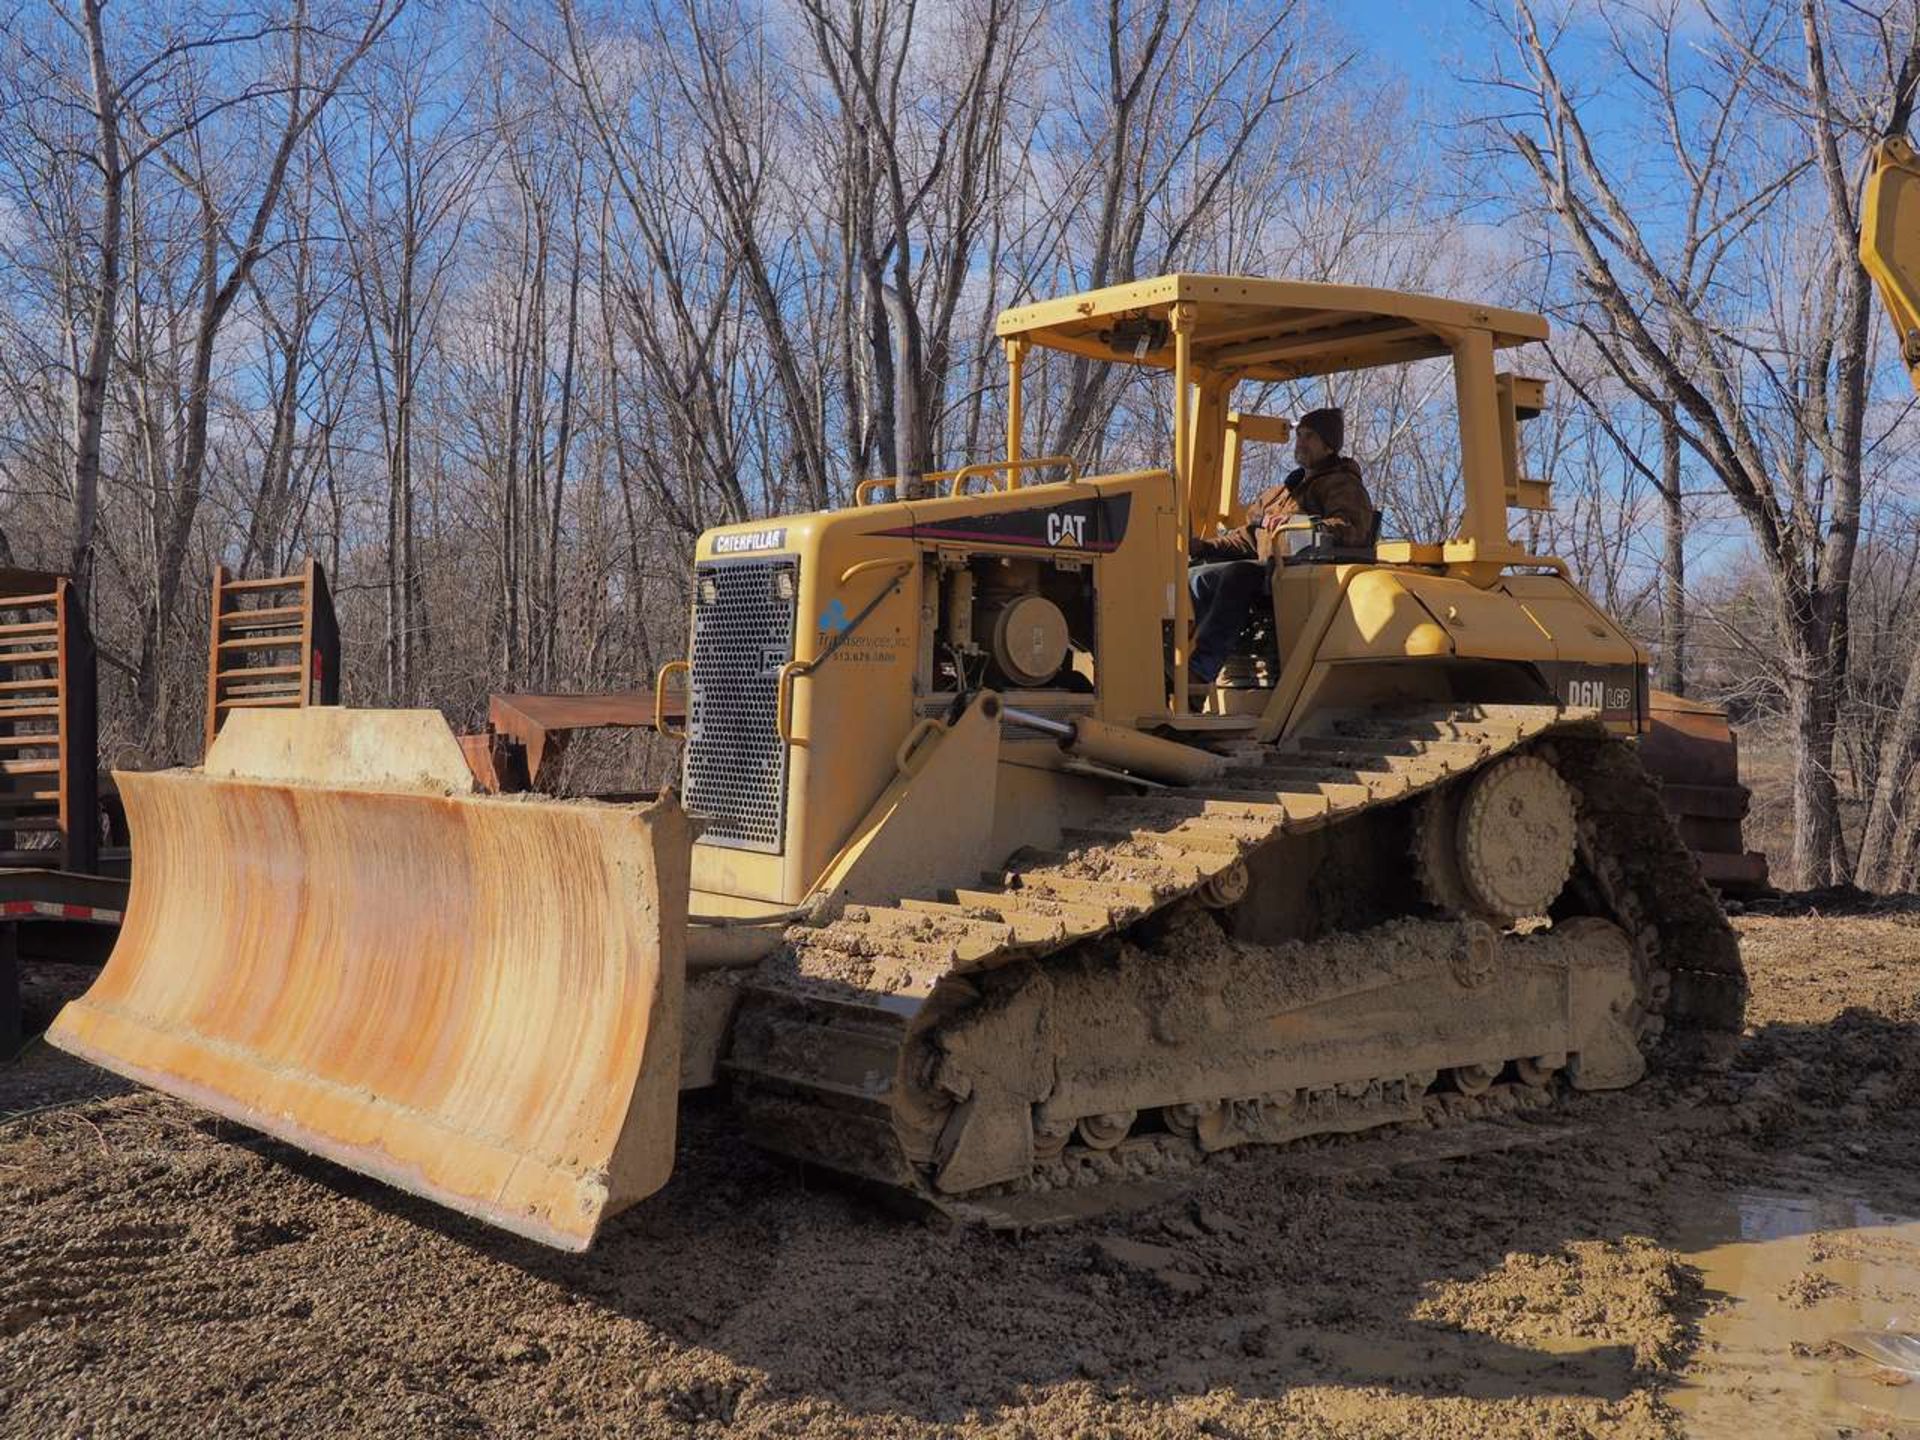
[1456,754,1579,921]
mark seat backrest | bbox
[1281,508,1383,567]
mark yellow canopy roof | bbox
[995,274,1549,381]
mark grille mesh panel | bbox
[682,558,798,851]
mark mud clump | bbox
[1414,1237,1699,1373]
[4,911,1920,1438]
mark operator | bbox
[1185,407,1373,685]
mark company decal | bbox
[812,596,900,662]
[712,527,788,555]
[868,495,1131,553]
[1541,661,1642,719]
[813,632,901,663]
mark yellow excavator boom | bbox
[1863,136,1920,395]
[46,709,691,1251]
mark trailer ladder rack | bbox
[205,559,340,756]
[0,571,96,874]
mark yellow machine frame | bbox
[680,275,1644,925]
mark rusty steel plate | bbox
[48,748,691,1251]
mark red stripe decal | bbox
[867,525,1120,551]
[0,899,121,924]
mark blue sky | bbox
[1331,0,1660,144]
[1336,0,1481,69]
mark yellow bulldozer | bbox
[47,275,1756,1251]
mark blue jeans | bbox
[1188,560,1269,682]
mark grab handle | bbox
[653,660,690,740]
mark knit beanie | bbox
[1298,407,1345,454]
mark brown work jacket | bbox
[1192,456,1373,563]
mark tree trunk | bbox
[72,0,126,596]
[1787,657,1844,888]
[1856,639,1920,890]
[878,282,929,496]
[1657,412,1685,695]
[864,268,898,482]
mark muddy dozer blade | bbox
[46,709,692,1252]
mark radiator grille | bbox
[682,558,798,851]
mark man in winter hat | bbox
[1184,407,1374,685]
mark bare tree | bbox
[1490,0,1920,885]
[112,0,408,732]
[320,36,484,701]
[1028,0,1327,462]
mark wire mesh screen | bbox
[682,558,798,852]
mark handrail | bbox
[774,659,807,743]
[653,659,690,740]
[852,453,1081,505]
[1506,553,1571,578]
[853,468,961,506]
[893,718,944,773]
[944,454,1080,496]
[839,558,916,586]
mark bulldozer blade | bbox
[46,709,692,1252]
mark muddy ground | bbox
[7,903,1920,1439]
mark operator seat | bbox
[1218,508,1386,686]
[1282,506,1384,565]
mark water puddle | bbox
[1669,1189,1920,1436]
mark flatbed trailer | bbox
[0,867,127,1055]
[1,560,339,1058]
